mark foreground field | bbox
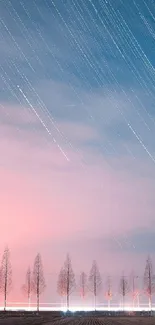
[0,311,155,325]
[0,315,155,325]
[49,316,155,325]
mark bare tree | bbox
[119,273,129,311]
[62,254,75,310]
[79,272,87,300]
[89,260,102,310]
[105,276,112,310]
[57,267,66,307]
[32,253,46,312]
[130,271,139,308]
[21,267,32,309]
[0,247,12,311]
[144,255,155,312]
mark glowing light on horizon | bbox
[1,305,155,312]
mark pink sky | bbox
[0,103,155,303]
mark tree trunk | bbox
[137,294,140,308]
[4,294,6,312]
[61,296,64,309]
[82,296,85,309]
[122,295,125,312]
[28,295,31,310]
[4,275,7,311]
[149,295,152,315]
[132,296,135,309]
[94,294,96,311]
[37,292,39,312]
[67,293,69,310]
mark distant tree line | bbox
[0,247,154,313]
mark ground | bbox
[0,312,154,325]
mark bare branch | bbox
[105,276,113,301]
[89,260,102,310]
[32,253,46,312]
[129,271,139,307]
[58,254,76,309]
[57,267,66,297]
[0,247,12,311]
[79,271,87,299]
[119,273,129,310]
[21,267,32,307]
[144,255,155,311]
[119,274,129,297]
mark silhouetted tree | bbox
[144,256,155,312]
[119,273,129,311]
[57,267,66,307]
[32,253,46,312]
[89,260,102,310]
[105,276,112,310]
[0,247,12,311]
[22,267,32,309]
[62,254,75,310]
[79,271,87,300]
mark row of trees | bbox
[57,255,102,310]
[0,247,45,312]
[57,255,155,312]
[0,247,154,312]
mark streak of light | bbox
[17,85,70,162]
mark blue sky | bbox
[1,0,155,153]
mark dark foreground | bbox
[0,311,154,325]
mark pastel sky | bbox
[0,0,155,304]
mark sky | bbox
[0,0,155,305]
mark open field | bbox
[49,317,155,325]
[0,312,155,325]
